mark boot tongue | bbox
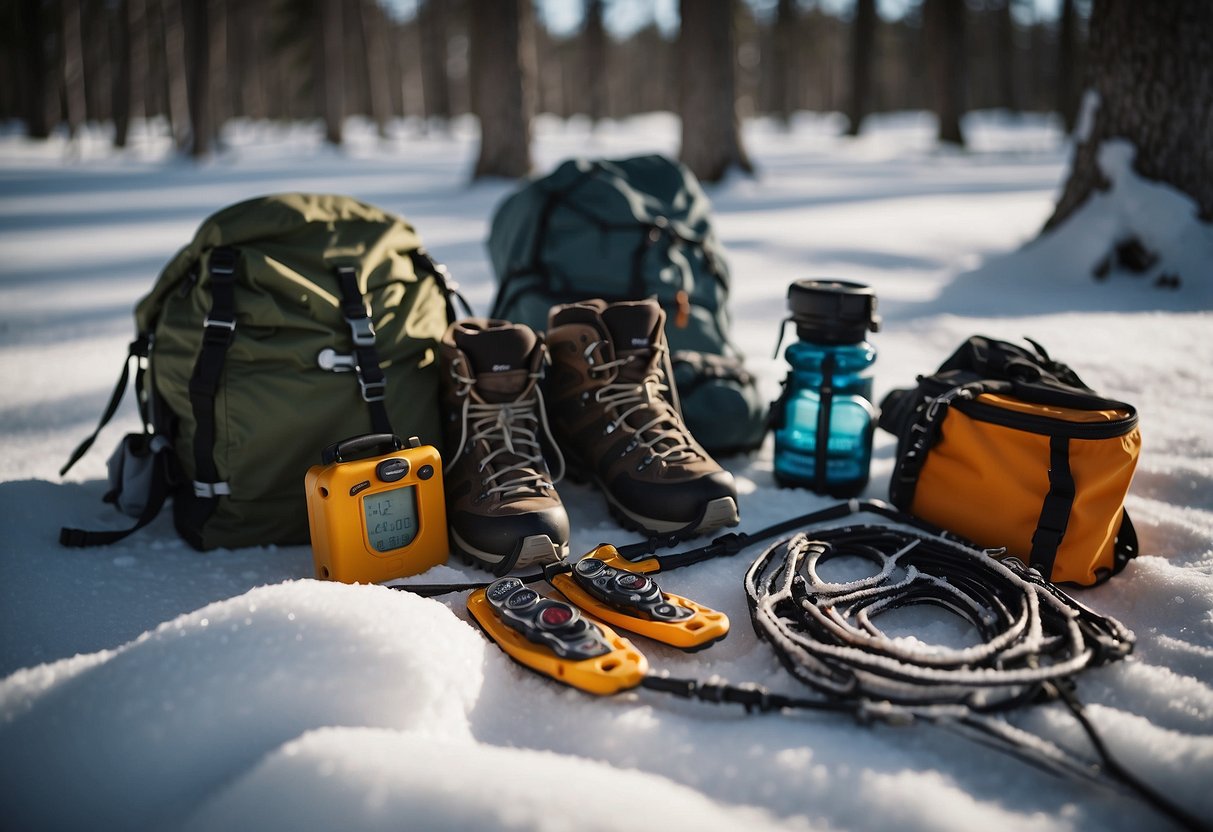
[601,303,662,379]
[454,323,537,403]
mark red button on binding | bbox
[539,606,574,627]
[616,573,648,590]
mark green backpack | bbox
[61,193,463,550]
[488,155,766,455]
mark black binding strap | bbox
[1030,435,1075,578]
[59,335,150,476]
[60,449,170,547]
[333,265,393,435]
[186,247,238,527]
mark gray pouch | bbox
[104,433,170,518]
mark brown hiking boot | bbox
[440,319,569,574]
[544,299,739,538]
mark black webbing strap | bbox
[1029,435,1075,578]
[333,265,392,435]
[59,335,150,476]
[814,352,837,494]
[187,247,238,514]
[59,449,170,547]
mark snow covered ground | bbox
[1,112,1210,831]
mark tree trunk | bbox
[1056,0,1079,134]
[113,0,148,148]
[184,0,211,157]
[995,0,1017,112]
[469,0,533,180]
[162,0,191,150]
[843,0,876,136]
[678,0,753,183]
[418,0,451,126]
[359,0,391,137]
[1047,0,1213,229]
[318,0,344,145]
[582,0,607,126]
[21,0,51,138]
[924,0,965,146]
[208,0,226,147]
[61,0,87,137]
[769,0,796,130]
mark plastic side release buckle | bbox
[347,315,376,347]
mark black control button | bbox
[575,558,606,578]
[506,588,540,610]
[417,464,435,481]
[349,480,371,496]
[376,457,410,483]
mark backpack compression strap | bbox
[59,447,171,547]
[180,246,238,545]
[59,335,150,477]
[333,265,392,435]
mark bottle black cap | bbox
[787,279,881,345]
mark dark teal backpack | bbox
[487,155,765,455]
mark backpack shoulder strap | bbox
[59,336,151,477]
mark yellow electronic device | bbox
[547,544,730,651]
[305,433,448,583]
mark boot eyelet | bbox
[604,424,616,435]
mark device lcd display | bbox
[362,485,419,553]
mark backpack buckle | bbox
[358,375,386,403]
[347,315,376,347]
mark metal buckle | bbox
[193,480,231,498]
[208,248,238,276]
[203,316,236,332]
[358,376,386,403]
[347,315,375,347]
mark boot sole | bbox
[450,528,570,576]
[602,490,740,539]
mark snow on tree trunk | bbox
[678,0,753,183]
[1047,0,1213,229]
[470,0,534,180]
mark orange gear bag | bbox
[880,337,1140,586]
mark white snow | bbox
[1,112,1211,831]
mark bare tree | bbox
[583,0,607,126]
[184,0,212,156]
[843,0,876,136]
[113,0,148,148]
[20,0,52,139]
[1047,0,1213,229]
[994,0,1017,112]
[61,0,87,137]
[162,0,191,149]
[1056,0,1080,134]
[924,0,966,146]
[768,0,797,129]
[357,0,392,137]
[418,0,451,127]
[678,0,752,183]
[318,0,345,145]
[470,0,534,179]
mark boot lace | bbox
[586,341,699,467]
[450,360,565,499]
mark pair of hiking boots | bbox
[440,298,740,575]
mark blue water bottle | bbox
[772,279,880,496]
